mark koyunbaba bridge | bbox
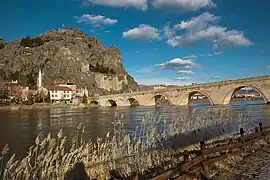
[90,75,270,107]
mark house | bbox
[44,85,73,103]
[190,93,206,100]
[153,85,167,90]
[58,83,77,99]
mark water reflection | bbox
[0,101,269,158]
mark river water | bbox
[0,100,270,158]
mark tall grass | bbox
[1,109,256,179]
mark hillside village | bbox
[0,69,89,106]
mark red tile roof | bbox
[44,85,72,91]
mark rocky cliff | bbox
[0,29,139,95]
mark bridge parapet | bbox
[95,75,270,106]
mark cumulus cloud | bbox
[76,14,118,27]
[154,58,199,74]
[166,12,253,50]
[123,24,160,41]
[86,0,148,11]
[151,0,215,12]
[174,12,219,31]
[175,76,193,81]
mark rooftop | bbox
[44,85,72,91]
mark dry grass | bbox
[0,109,256,179]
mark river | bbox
[0,100,270,158]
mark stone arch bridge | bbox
[90,76,270,107]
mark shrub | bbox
[82,93,88,105]
[20,36,44,48]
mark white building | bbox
[153,85,167,90]
[58,83,77,99]
[44,85,73,103]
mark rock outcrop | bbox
[0,29,139,95]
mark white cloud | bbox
[163,23,176,38]
[175,76,193,81]
[154,58,199,73]
[76,14,118,27]
[175,12,219,31]
[86,0,148,11]
[166,13,252,50]
[177,70,194,75]
[266,65,270,69]
[152,0,216,12]
[123,24,160,41]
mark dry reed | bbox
[0,109,255,179]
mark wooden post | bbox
[199,141,209,171]
[259,123,263,132]
[183,150,190,163]
[255,127,259,132]
[240,128,244,137]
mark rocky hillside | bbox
[0,29,139,95]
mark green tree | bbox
[20,36,32,47]
[35,90,43,103]
[0,43,4,49]
[82,93,88,105]
[20,36,44,47]
[45,91,51,103]
[16,91,23,104]
[0,87,8,99]
[27,92,34,105]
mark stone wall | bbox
[94,73,128,91]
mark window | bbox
[64,91,66,93]
[52,94,54,98]
[64,94,66,98]
[55,94,58,97]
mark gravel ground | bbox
[212,142,270,180]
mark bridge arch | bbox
[126,97,140,107]
[90,100,99,105]
[146,94,172,106]
[108,99,117,106]
[222,85,268,104]
[178,91,214,106]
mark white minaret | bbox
[37,69,42,88]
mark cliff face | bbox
[0,29,139,95]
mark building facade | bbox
[44,85,73,102]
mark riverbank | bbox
[0,102,93,110]
[211,135,270,180]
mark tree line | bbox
[89,63,116,74]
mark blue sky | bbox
[1,0,270,85]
